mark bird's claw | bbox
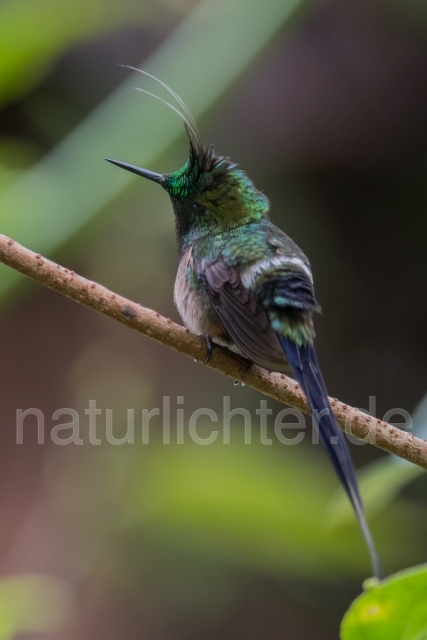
[204,335,213,364]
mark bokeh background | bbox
[0,0,427,637]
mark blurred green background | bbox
[1,0,427,637]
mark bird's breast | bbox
[174,247,224,337]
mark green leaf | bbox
[341,565,427,640]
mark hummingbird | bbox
[106,71,383,579]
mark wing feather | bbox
[198,260,288,371]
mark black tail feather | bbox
[278,336,384,580]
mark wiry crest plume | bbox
[122,67,237,198]
[177,125,237,195]
[122,66,204,155]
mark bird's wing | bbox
[197,259,288,371]
[199,257,383,578]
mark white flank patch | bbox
[240,255,312,289]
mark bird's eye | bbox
[193,203,206,214]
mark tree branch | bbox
[0,234,426,469]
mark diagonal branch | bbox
[0,233,426,470]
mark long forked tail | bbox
[278,336,384,580]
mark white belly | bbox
[174,248,218,336]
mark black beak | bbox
[105,158,164,184]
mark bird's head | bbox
[106,72,269,250]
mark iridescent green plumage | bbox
[106,76,384,580]
[161,131,271,251]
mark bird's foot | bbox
[204,335,213,364]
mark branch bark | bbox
[0,233,426,469]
